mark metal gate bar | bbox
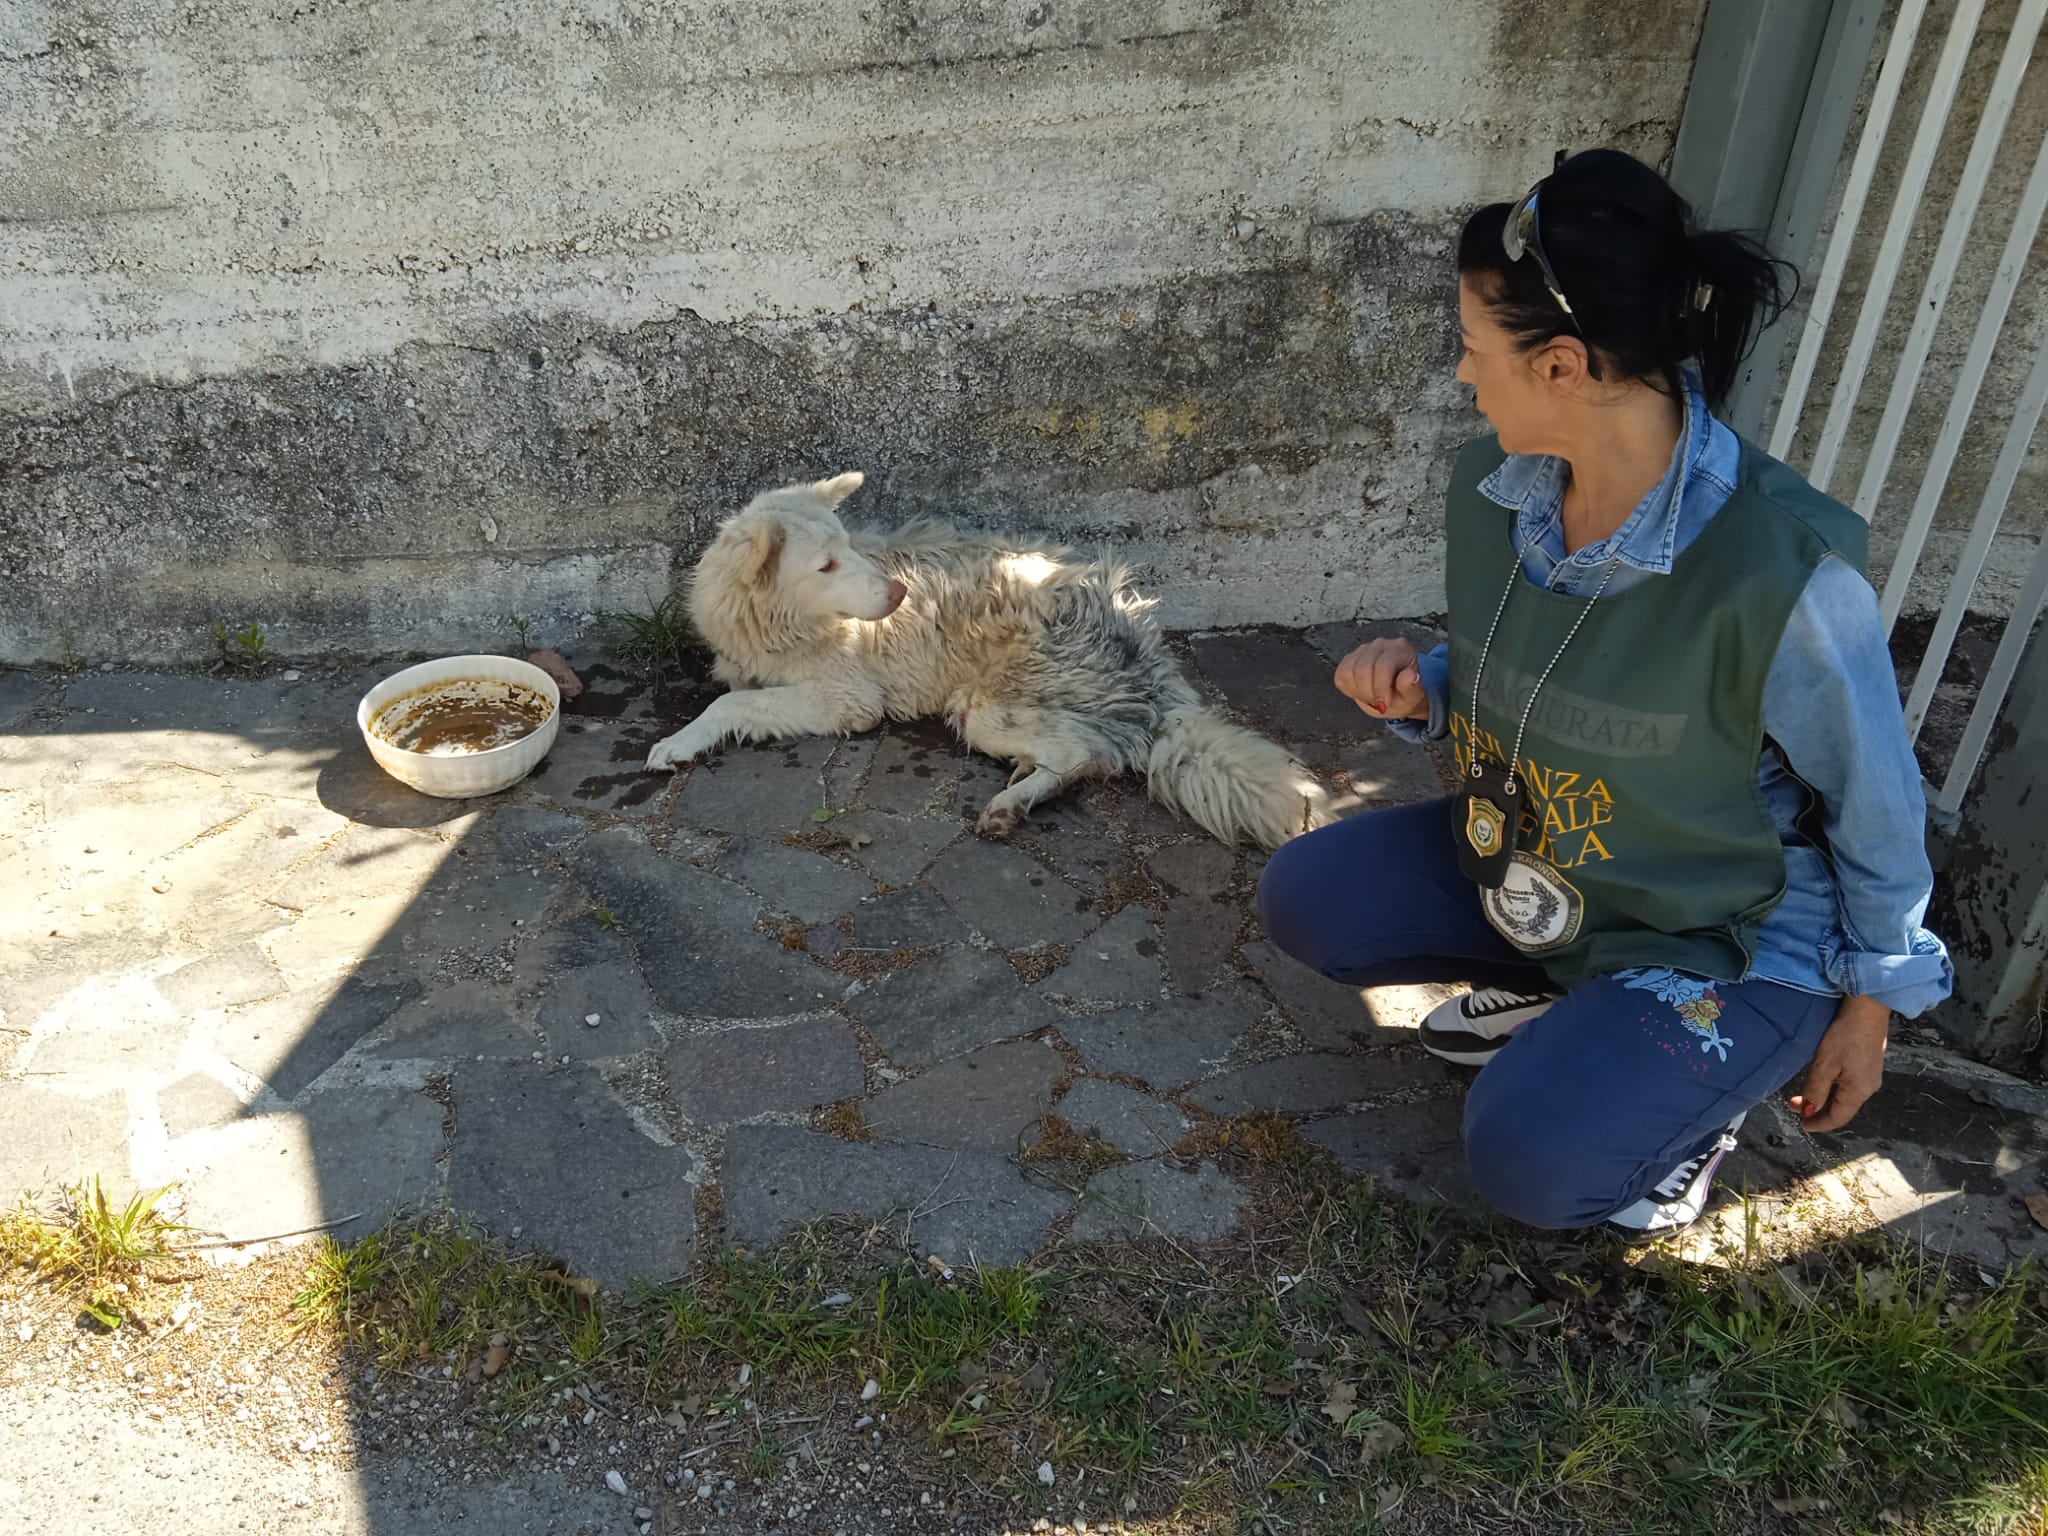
[1882,125,2048,637]
[1921,328,2048,813]
[1768,0,1932,460]
[1802,0,1984,491]
[1852,0,2048,529]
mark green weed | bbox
[1,1180,193,1329]
[599,595,695,688]
[210,618,269,674]
[264,1186,2048,1534]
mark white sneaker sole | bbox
[1418,1026,1513,1067]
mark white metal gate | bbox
[1753,0,2048,820]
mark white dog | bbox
[644,473,1333,849]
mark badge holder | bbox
[1455,758,1521,890]
[1457,543,1622,895]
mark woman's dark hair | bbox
[1456,148,1796,411]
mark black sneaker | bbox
[1601,1114,1746,1236]
[1418,986,1560,1066]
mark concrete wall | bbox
[0,0,1710,665]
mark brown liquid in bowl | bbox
[371,679,553,756]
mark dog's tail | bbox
[1146,704,1335,850]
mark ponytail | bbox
[1458,149,1799,412]
[1681,227,1797,408]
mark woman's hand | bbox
[1788,995,1890,1132]
[1336,637,1430,722]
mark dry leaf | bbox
[2023,1192,2048,1232]
[1817,1394,1862,1431]
[1355,1417,1406,1466]
[555,1272,601,1301]
[1320,1380,1358,1425]
[1336,1290,1375,1337]
[483,1343,511,1378]
[1259,1377,1297,1398]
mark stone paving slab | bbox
[664,1017,867,1125]
[25,994,188,1085]
[447,1061,697,1287]
[0,1082,133,1199]
[1012,791,1122,896]
[492,804,591,863]
[828,809,964,887]
[8,664,2048,1287]
[925,838,1098,948]
[716,837,877,926]
[1242,938,1418,1050]
[157,942,288,1013]
[1051,1077,1192,1154]
[858,727,954,816]
[1191,1053,1449,1118]
[845,946,1063,1069]
[669,737,844,834]
[46,770,249,887]
[157,1072,248,1141]
[864,1041,1064,1151]
[1059,985,1267,1089]
[371,984,540,1062]
[570,828,829,1018]
[0,669,50,726]
[524,718,669,817]
[177,1084,444,1246]
[534,959,661,1061]
[847,885,971,950]
[1040,905,1166,1004]
[721,1125,1070,1266]
[1188,630,1365,738]
[1303,1100,1481,1209]
[1071,1160,1247,1243]
[217,975,425,1101]
[1790,1073,2048,1270]
[1303,726,1460,810]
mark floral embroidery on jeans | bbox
[1616,967,1735,1062]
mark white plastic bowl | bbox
[356,654,561,799]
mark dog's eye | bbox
[820,558,839,574]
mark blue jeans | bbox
[1256,799,1838,1228]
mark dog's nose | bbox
[884,579,908,612]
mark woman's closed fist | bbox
[1335,637,1429,722]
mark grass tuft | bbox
[599,595,697,688]
[1,1180,193,1329]
[274,1186,2048,1531]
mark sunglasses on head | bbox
[1502,178,1603,380]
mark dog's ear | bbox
[740,518,787,588]
[811,471,864,507]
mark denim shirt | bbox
[1393,374,1954,1017]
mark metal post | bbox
[1937,615,2048,1065]
[1670,0,1835,230]
[1669,0,1886,441]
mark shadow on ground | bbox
[2,625,2045,1530]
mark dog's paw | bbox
[975,803,1022,839]
[645,733,704,772]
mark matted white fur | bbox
[644,473,1335,849]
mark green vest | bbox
[1443,434,1868,985]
